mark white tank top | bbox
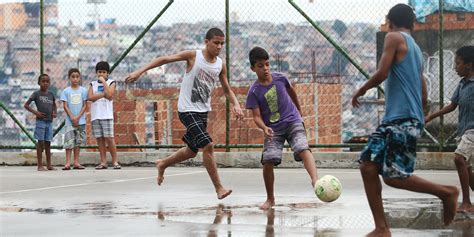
[90,79,115,121]
[178,50,222,112]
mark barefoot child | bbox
[24,74,57,171]
[60,68,88,170]
[125,28,243,199]
[245,47,318,210]
[351,4,459,236]
[426,45,474,213]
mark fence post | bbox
[40,0,44,74]
[438,0,444,151]
[225,0,231,152]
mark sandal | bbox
[62,166,71,170]
[95,164,108,170]
[113,164,121,170]
[73,165,85,170]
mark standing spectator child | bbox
[60,68,88,170]
[88,61,120,169]
[24,74,57,171]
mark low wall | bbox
[0,152,456,170]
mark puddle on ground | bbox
[1,198,472,236]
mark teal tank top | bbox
[383,32,424,124]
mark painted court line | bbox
[0,171,205,194]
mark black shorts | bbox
[178,112,213,153]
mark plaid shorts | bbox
[455,129,474,167]
[91,119,114,138]
[178,112,212,153]
[359,118,423,179]
[63,125,86,149]
[262,122,310,166]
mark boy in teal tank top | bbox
[351,4,459,236]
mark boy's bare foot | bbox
[259,199,275,210]
[365,228,391,237]
[217,188,232,200]
[37,167,48,171]
[442,186,459,225]
[47,166,56,171]
[457,203,474,213]
[156,160,165,186]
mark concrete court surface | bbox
[0,166,473,237]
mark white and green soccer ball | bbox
[314,175,342,202]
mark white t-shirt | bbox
[90,79,115,121]
[177,50,222,112]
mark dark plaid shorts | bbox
[178,112,213,153]
[359,118,423,179]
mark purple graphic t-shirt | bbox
[245,73,302,131]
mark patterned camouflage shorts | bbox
[359,118,423,179]
[63,125,86,149]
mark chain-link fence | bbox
[0,0,472,151]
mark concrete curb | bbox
[0,152,456,170]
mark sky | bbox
[3,0,408,26]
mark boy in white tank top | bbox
[126,28,243,200]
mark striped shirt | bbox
[451,76,474,136]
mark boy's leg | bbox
[202,143,232,200]
[156,146,197,185]
[299,150,318,187]
[383,175,458,225]
[360,161,390,236]
[97,137,107,166]
[36,141,46,171]
[469,166,474,191]
[45,141,55,170]
[65,148,72,168]
[260,163,275,210]
[454,154,473,212]
[105,137,118,166]
[73,147,83,168]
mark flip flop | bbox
[73,165,85,170]
[95,164,108,170]
[62,166,71,170]
[113,164,121,170]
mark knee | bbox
[383,178,399,187]
[454,155,466,167]
[202,143,214,153]
[359,162,378,175]
[185,147,198,158]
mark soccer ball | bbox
[314,175,342,202]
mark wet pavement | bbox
[0,166,472,236]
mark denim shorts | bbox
[34,120,53,142]
[359,118,423,179]
[261,122,310,166]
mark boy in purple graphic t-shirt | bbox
[246,46,318,210]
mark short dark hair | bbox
[68,68,80,77]
[456,45,474,65]
[205,28,225,40]
[37,73,49,84]
[387,3,415,30]
[95,61,110,73]
[249,47,269,67]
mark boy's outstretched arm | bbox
[251,108,273,140]
[219,62,243,120]
[352,32,401,107]
[125,50,195,83]
[425,103,457,124]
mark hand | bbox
[125,71,142,84]
[424,114,432,124]
[72,117,79,127]
[232,105,244,120]
[35,111,46,119]
[98,76,106,83]
[263,126,274,141]
[52,112,57,118]
[351,87,367,108]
